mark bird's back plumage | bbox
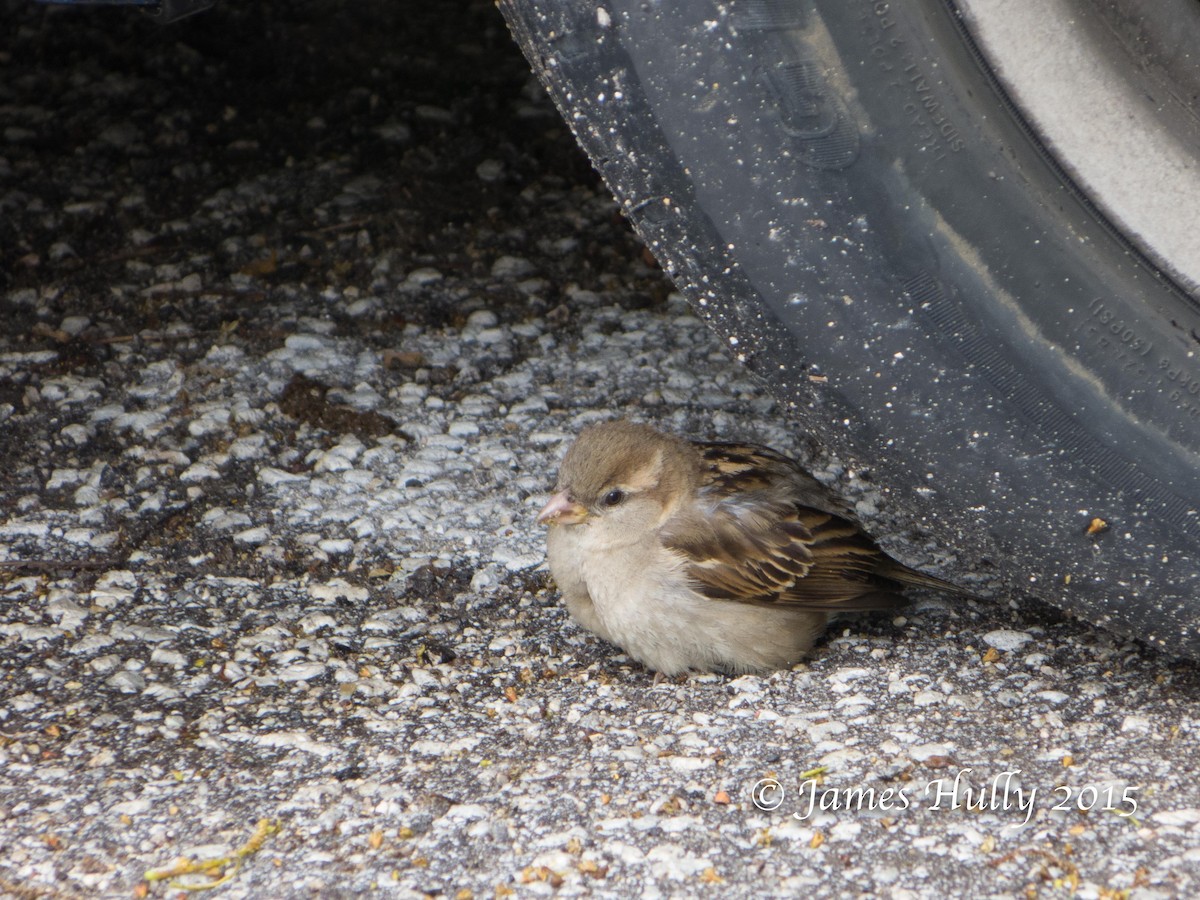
[664,441,950,613]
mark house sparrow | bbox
[537,420,958,675]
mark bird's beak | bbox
[537,490,588,526]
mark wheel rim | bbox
[954,0,1200,299]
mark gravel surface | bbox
[2,1,1200,897]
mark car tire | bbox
[500,0,1200,656]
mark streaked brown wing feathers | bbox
[664,441,904,612]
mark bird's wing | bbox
[690,441,847,516]
[660,441,907,612]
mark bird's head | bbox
[537,421,698,543]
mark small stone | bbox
[983,630,1033,652]
[490,255,536,279]
[476,159,504,182]
[105,671,146,693]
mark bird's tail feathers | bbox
[879,562,970,597]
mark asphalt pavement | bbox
[1,1,1198,897]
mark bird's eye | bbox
[601,488,626,508]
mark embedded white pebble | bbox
[666,756,711,774]
[229,434,267,459]
[342,469,376,487]
[105,671,146,693]
[282,334,336,354]
[46,468,86,490]
[112,624,174,643]
[187,406,231,437]
[645,844,713,881]
[1151,809,1200,826]
[313,448,361,473]
[473,327,510,346]
[69,634,115,655]
[65,527,106,547]
[404,267,443,286]
[298,613,337,634]
[308,580,369,603]
[46,596,89,629]
[110,409,167,434]
[1036,690,1070,705]
[489,256,535,279]
[259,467,308,486]
[180,461,222,482]
[528,430,569,445]
[828,667,872,687]
[342,382,385,410]
[234,526,271,545]
[59,423,93,445]
[909,742,955,761]
[807,720,847,742]
[111,798,153,817]
[255,731,338,757]
[229,400,265,426]
[508,396,548,418]
[983,629,1034,651]
[1120,715,1152,733]
[490,544,543,571]
[90,571,137,605]
[278,661,328,682]
[131,361,183,401]
[203,508,253,531]
[59,315,91,336]
[150,648,187,667]
[204,343,246,366]
[0,623,60,642]
[396,383,428,405]
[0,520,50,540]
[465,309,500,330]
